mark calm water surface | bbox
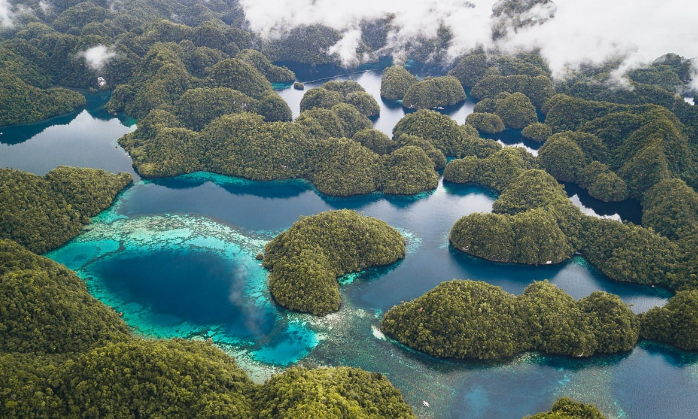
[0,91,137,178]
[6,77,694,419]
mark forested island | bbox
[2,0,698,417]
[382,280,639,359]
[262,210,406,315]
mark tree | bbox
[380,66,417,101]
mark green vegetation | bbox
[263,210,405,315]
[55,339,255,418]
[579,162,629,202]
[527,398,607,419]
[174,87,257,130]
[300,87,344,112]
[346,91,381,117]
[353,128,394,155]
[393,109,502,158]
[449,53,550,88]
[255,367,416,419]
[447,165,698,290]
[262,25,344,65]
[3,3,698,414]
[310,137,382,196]
[493,92,538,129]
[450,209,573,265]
[640,290,698,350]
[444,147,538,192]
[472,91,538,129]
[538,133,587,183]
[0,71,85,126]
[0,167,132,254]
[448,54,491,88]
[322,80,364,97]
[236,49,295,83]
[470,74,554,108]
[257,91,293,122]
[522,122,552,142]
[301,81,380,118]
[0,239,130,354]
[402,75,466,109]
[642,178,698,240]
[0,236,414,418]
[466,112,505,134]
[380,66,418,101]
[382,280,639,359]
[331,103,373,137]
[382,146,439,194]
[293,81,304,90]
[536,109,691,202]
[207,58,272,99]
[394,134,447,170]
[541,96,697,202]
[538,131,630,201]
[122,109,439,196]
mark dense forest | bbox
[448,164,698,290]
[0,167,132,254]
[1,0,697,417]
[401,75,466,109]
[262,210,406,315]
[383,278,698,359]
[380,65,417,101]
[382,280,640,359]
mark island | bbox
[402,75,466,109]
[381,280,639,359]
[262,209,406,315]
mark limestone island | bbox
[263,210,406,315]
[381,280,639,360]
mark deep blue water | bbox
[5,76,695,419]
[87,249,277,336]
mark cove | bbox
[0,90,138,178]
[4,69,689,418]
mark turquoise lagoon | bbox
[3,73,695,419]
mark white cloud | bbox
[0,0,15,28]
[240,0,698,87]
[39,0,51,14]
[328,29,365,67]
[500,0,698,80]
[78,45,118,72]
[690,59,698,92]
